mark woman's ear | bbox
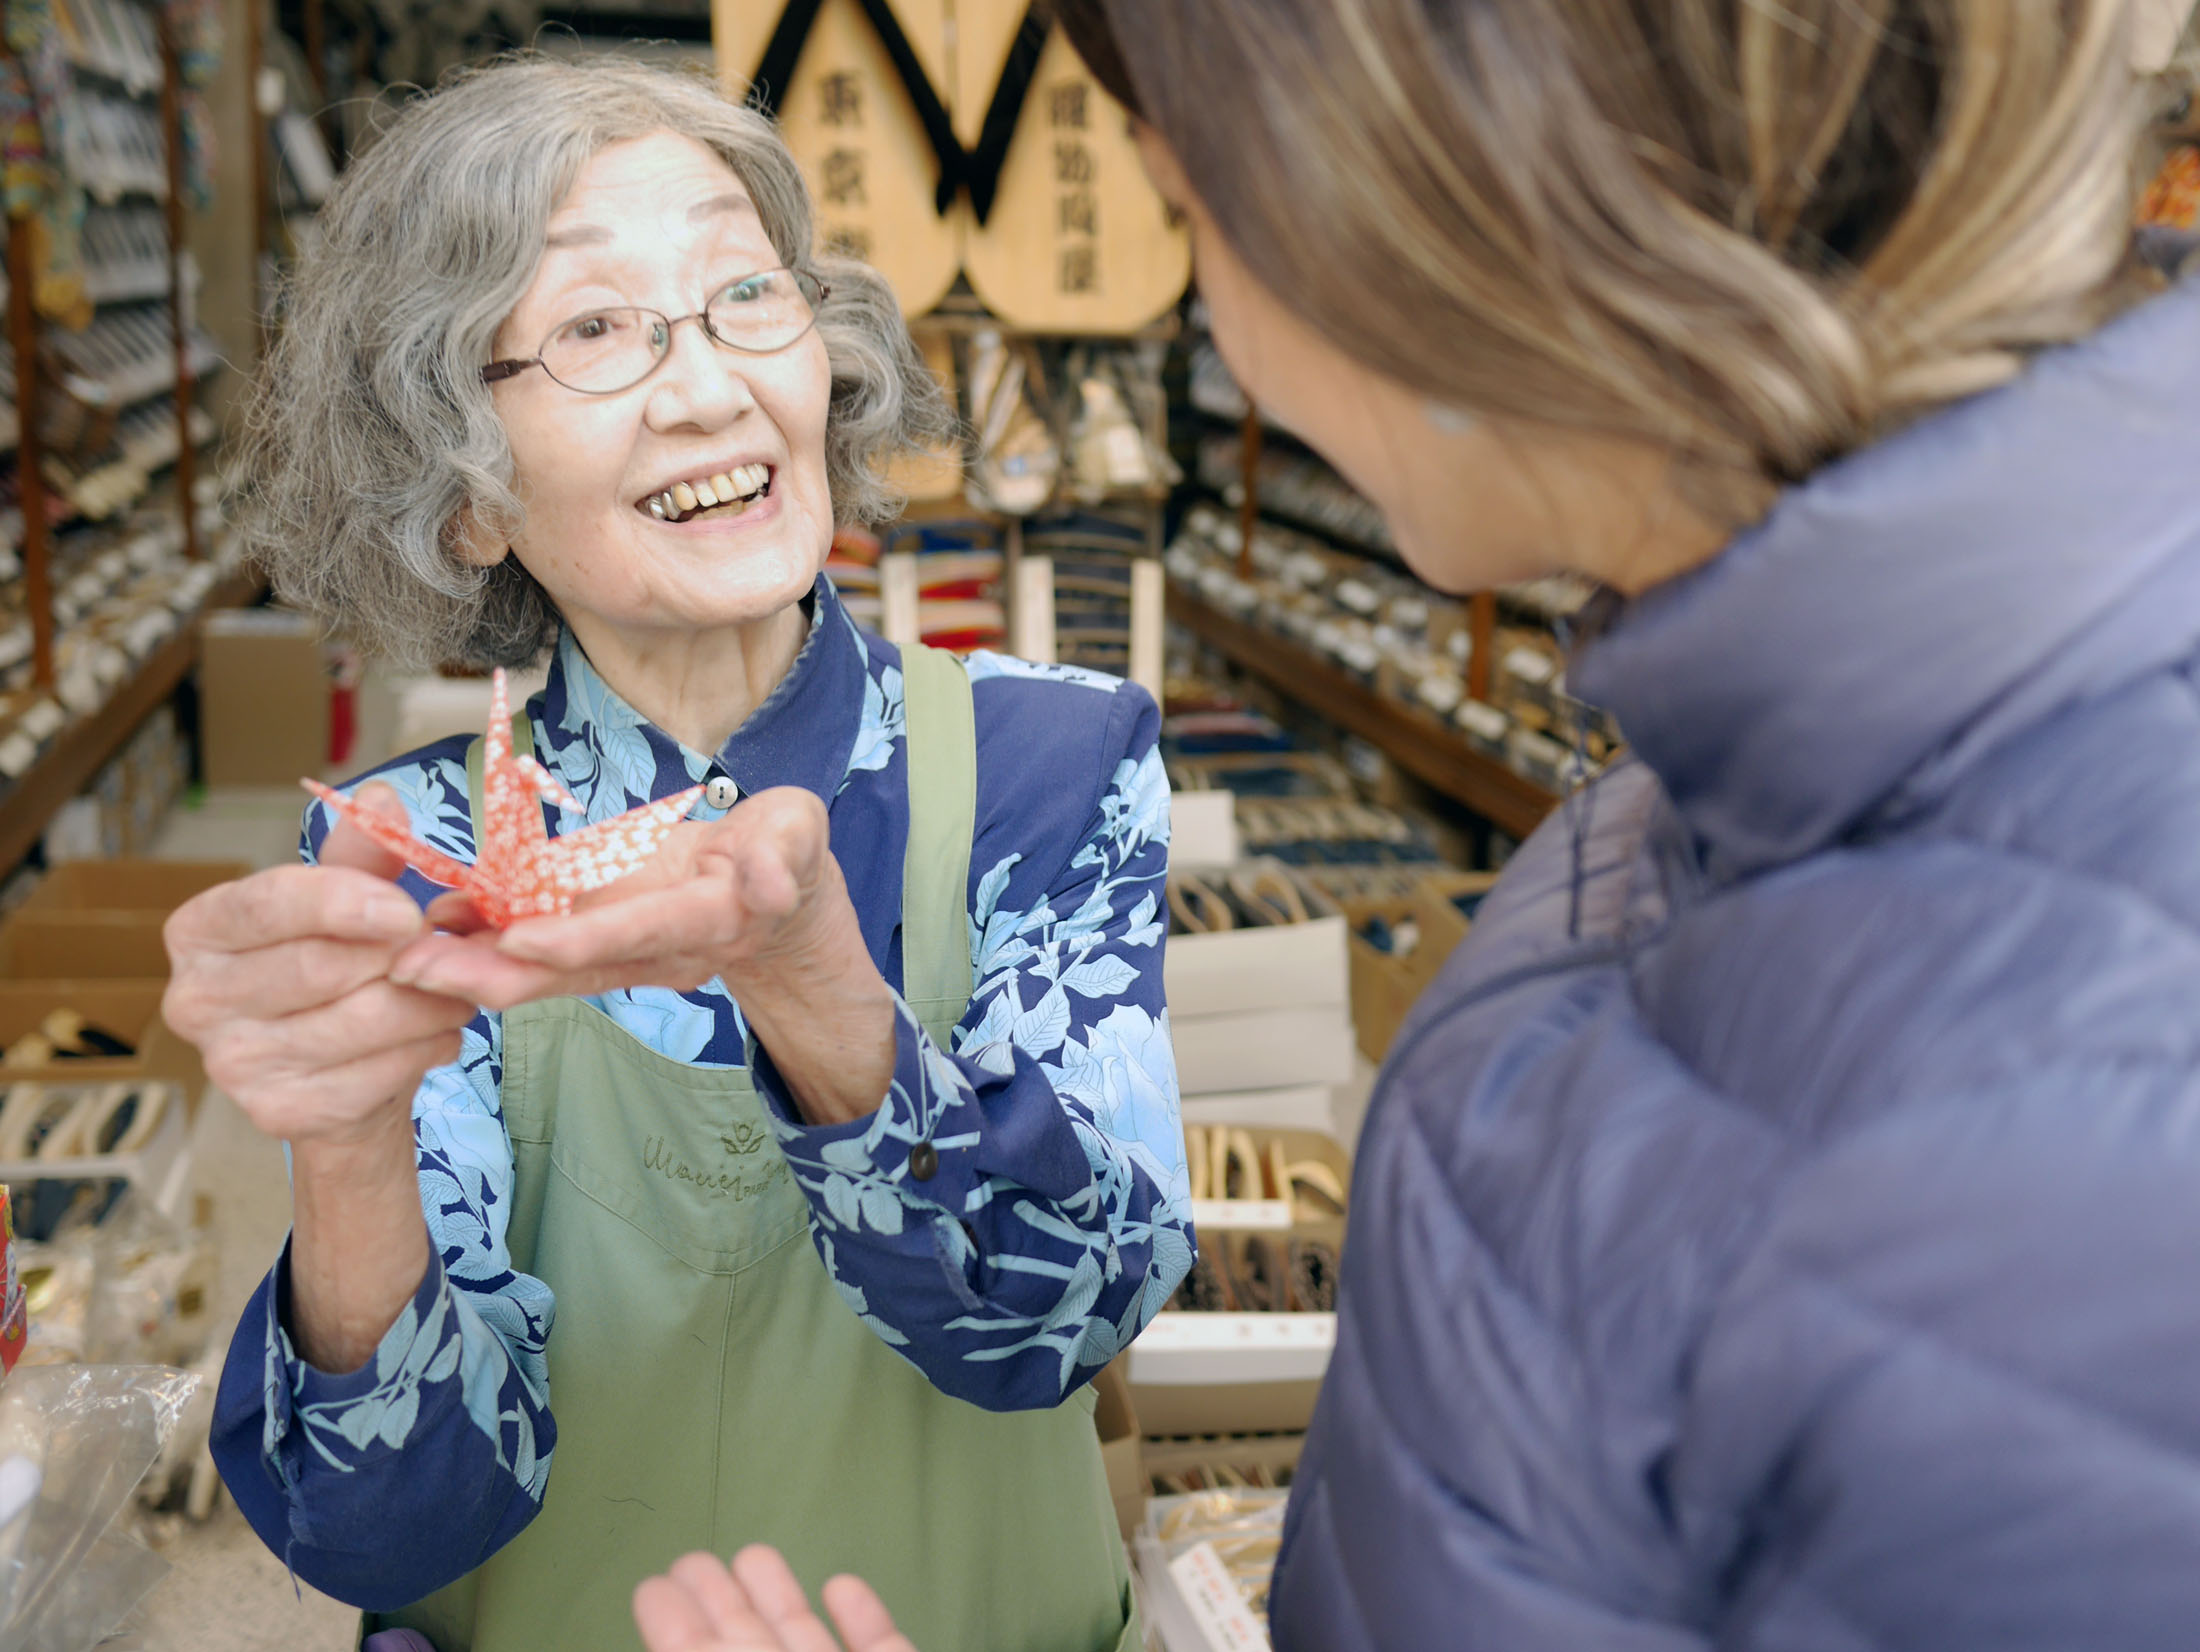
[448,503,509,569]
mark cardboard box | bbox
[1170,1002,1355,1096]
[1413,869,1498,959]
[1128,1317,1333,1435]
[23,860,248,919]
[1341,894,1432,1064]
[1342,871,1497,1061]
[1141,1431,1303,1494]
[1179,1084,1337,1135]
[1165,866,1354,1095]
[1164,912,1349,1021]
[1167,791,1240,867]
[0,913,171,980]
[1092,1359,1146,1540]
[199,609,329,786]
[0,981,201,1095]
[1131,1125,1349,1436]
[1180,1124,1349,1225]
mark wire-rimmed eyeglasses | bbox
[480,267,830,394]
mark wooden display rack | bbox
[1166,579,1556,842]
[1196,400,1541,832]
[0,4,245,873]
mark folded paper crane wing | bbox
[305,668,705,928]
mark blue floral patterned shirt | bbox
[210,578,1191,1610]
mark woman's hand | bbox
[162,783,465,1372]
[162,784,471,1147]
[390,787,897,1124]
[634,1547,916,1652]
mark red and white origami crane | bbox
[305,669,705,929]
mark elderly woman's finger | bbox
[424,889,493,935]
[387,930,690,1010]
[206,1022,463,1142]
[208,978,478,1092]
[820,1575,919,1652]
[165,863,424,967]
[497,880,746,971]
[176,934,426,1030]
[391,931,554,1001]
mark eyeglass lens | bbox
[538,270,821,393]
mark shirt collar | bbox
[538,574,868,806]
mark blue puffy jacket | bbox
[1272,278,2200,1649]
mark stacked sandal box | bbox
[0,859,239,1225]
[1329,866,1496,1062]
[1161,855,1355,1103]
[1131,1121,1352,1430]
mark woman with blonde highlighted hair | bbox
[638,3,2200,1648]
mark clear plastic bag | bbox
[16,1193,216,1372]
[1136,1486,1291,1648]
[0,1364,198,1652]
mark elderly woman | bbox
[161,54,1184,1652]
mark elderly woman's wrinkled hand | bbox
[634,1547,916,1652]
[386,785,850,1010]
[161,784,478,1146]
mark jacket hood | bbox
[1570,277,2200,880]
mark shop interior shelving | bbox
[0,0,256,874]
[1171,392,1561,836]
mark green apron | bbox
[371,645,1136,1652]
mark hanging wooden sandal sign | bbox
[717,0,966,316]
[714,0,1188,332]
[956,9,1188,334]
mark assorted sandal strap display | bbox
[1171,1121,1348,1315]
[1168,872,1237,935]
[1228,864,1310,928]
[0,1079,173,1160]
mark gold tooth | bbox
[671,482,698,512]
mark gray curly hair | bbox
[234,52,951,668]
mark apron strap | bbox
[895,644,978,1046]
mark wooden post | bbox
[1236,406,1260,581]
[1467,589,1496,705]
[878,550,921,648]
[302,0,331,143]
[1013,550,1057,664]
[1128,555,1164,703]
[158,11,200,561]
[245,0,268,347]
[1001,511,1024,651]
[6,215,50,689]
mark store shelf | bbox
[0,566,260,872]
[1168,581,1559,840]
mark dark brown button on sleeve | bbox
[908,1140,939,1181]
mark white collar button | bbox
[704,775,740,811]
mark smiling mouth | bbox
[640,463,775,524]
